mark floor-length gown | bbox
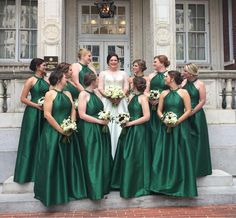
[149,72,168,146]
[34,90,87,206]
[101,70,128,158]
[79,63,94,88]
[150,89,197,197]
[77,90,113,200]
[111,94,151,198]
[14,76,49,183]
[183,80,212,177]
[64,81,80,101]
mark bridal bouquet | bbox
[37,97,45,106]
[148,90,160,111]
[98,110,112,133]
[163,111,178,133]
[104,86,125,106]
[60,116,77,142]
[74,99,79,110]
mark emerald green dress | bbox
[14,76,49,183]
[64,81,80,100]
[111,94,151,198]
[150,89,197,197]
[79,63,94,88]
[77,90,113,200]
[183,80,212,177]
[34,90,87,207]
[149,72,168,145]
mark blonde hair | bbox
[184,63,199,76]
[77,48,91,59]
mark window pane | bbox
[118,7,125,15]
[197,18,205,31]
[198,47,205,60]
[0,0,16,28]
[197,33,205,47]
[91,6,98,14]
[0,30,16,59]
[197,4,205,17]
[176,33,184,60]
[176,4,184,31]
[82,6,89,14]
[188,4,196,18]
[189,47,196,60]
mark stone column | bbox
[37,0,64,60]
[150,0,176,69]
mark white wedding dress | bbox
[101,70,128,158]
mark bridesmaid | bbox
[150,70,197,197]
[148,55,169,145]
[78,72,113,200]
[34,70,87,206]
[111,77,151,198]
[182,63,212,177]
[57,62,80,101]
[98,53,129,158]
[71,48,96,91]
[128,59,150,95]
[14,58,49,183]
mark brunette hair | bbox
[107,53,119,65]
[133,59,147,72]
[154,55,170,68]
[56,62,70,74]
[84,72,97,87]
[49,69,64,86]
[77,48,91,59]
[168,70,183,85]
[29,58,45,71]
[133,77,147,93]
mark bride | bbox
[98,53,129,158]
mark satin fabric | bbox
[183,80,212,177]
[150,90,198,197]
[14,76,49,183]
[77,90,113,200]
[64,81,80,100]
[79,63,94,88]
[34,91,87,206]
[111,94,151,198]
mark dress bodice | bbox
[85,91,104,117]
[163,90,184,118]
[128,94,143,120]
[150,72,168,91]
[52,91,72,124]
[30,76,49,102]
[79,63,94,88]
[183,80,200,108]
[103,70,126,89]
[64,81,80,101]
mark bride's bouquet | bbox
[104,86,125,106]
[98,110,112,133]
[37,97,45,106]
[148,90,160,111]
[74,99,79,110]
[60,116,77,142]
[163,111,178,133]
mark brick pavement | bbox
[0,204,236,217]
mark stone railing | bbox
[0,70,236,112]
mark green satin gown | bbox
[183,80,212,177]
[64,81,80,100]
[34,90,87,207]
[149,72,168,144]
[79,63,94,88]
[150,89,198,197]
[77,90,113,200]
[14,76,49,183]
[111,94,151,198]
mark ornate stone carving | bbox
[43,23,60,43]
[156,26,170,46]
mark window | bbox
[176,2,209,63]
[0,0,37,61]
[80,4,127,35]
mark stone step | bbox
[2,170,233,195]
[0,186,236,213]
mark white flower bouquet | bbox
[74,99,79,110]
[60,116,77,142]
[104,86,125,106]
[98,110,112,133]
[163,111,178,133]
[37,97,45,106]
[115,112,130,134]
[148,90,160,111]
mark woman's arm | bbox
[191,81,206,115]
[78,91,108,125]
[44,91,64,134]
[144,76,150,96]
[71,63,84,92]
[157,91,168,118]
[64,91,76,121]
[98,71,106,97]
[20,77,42,110]
[123,71,129,95]
[126,95,150,127]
